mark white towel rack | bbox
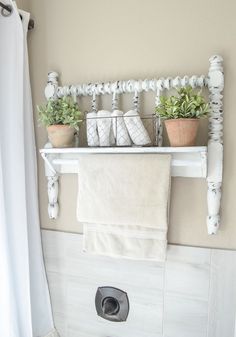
[40,55,224,235]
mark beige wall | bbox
[17,0,29,11]
[23,0,236,249]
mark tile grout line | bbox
[206,249,213,337]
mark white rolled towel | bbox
[111,110,131,146]
[86,112,99,147]
[97,110,115,147]
[124,110,151,146]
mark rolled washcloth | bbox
[97,110,115,147]
[77,154,171,262]
[111,110,131,146]
[86,112,99,147]
[124,110,151,146]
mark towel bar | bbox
[40,146,207,177]
[40,146,208,224]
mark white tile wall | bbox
[208,250,236,337]
[163,245,210,337]
[42,230,236,337]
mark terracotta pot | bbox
[164,118,200,147]
[47,125,75,148]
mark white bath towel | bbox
[111,110,131,146]
[83,223,167,261]
[124,110,151,146]
[77,154,171,261]
[97,110,115,147]
[86,112,99,147]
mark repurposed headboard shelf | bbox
[40,55,224,235]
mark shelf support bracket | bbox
[44,73,60,219]
[207,55,224,234]
[43,143,59,219]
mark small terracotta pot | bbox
[164,118,200,147]
[47,125,75,148]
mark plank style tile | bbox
[46,272,67,314]
[42,230,236,337]
[53,312,67,337]
[163,245,211,337]
[163,294,208,337]
[165,245,211,300]
[208,249,236,337]
[43,230,164,337]
[65,275,163,337]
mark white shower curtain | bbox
[0,2,58,337]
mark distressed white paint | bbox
[40,147,207,219]
[207,55,224,234]
[45,71,59,100]
[42,55,224,233]
[155,88,164,147]
[44,74,207,100]
[42,230,236,337]
[43,143,59,219]
[47,176,59,219]
[40,146,207,175]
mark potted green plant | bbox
[38,96,83,148]
[155,86,209,146]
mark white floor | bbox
[42,230,236,337]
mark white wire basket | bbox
[82,114,160,147]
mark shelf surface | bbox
[40,146,207,178]
[40,146,207,154]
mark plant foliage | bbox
[37,96,83,130]
[155,86,209,119]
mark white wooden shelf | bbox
[40,144,209,222]
[40,146,207,178]
[41,55,224,234]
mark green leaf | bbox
[37,96,83,129]
[155,86,209,119]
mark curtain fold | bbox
[0,2,58,337]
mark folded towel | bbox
[83,223,167,261]
[97,110,115,147]
[77,154,171,261]
[124,110,151,146]
[86,112,99,147]
[111,110,131,146]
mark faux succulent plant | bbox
[37,96,83,130]
[155,86,209,119]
